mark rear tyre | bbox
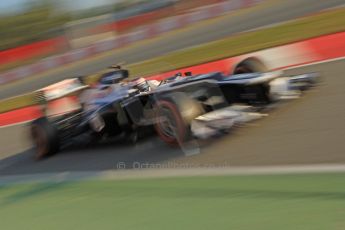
[30,117,60,160]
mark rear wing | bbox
[36,78,89,102]
[34,78,89,117]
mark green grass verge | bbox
[0,173,345,230]
[1,7,345,113]
[0,92,38,113]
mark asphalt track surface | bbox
[0,59,344,176]
[1,0,345,99]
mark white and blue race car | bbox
[30,58,318,159]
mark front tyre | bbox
[154,94,204,145]
[233,57,268,74]
[155,100,186,145]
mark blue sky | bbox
[0,0,28,13]
[0,0,117,14]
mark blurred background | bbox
[0,1,345,229]
[0,0,226,71]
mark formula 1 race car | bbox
[30,58,318,159]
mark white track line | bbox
[2,164,345,185]
[285,56,345,70]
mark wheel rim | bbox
[157,107,176,139]
[155,101,186,145]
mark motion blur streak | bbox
[1,0,345,99]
